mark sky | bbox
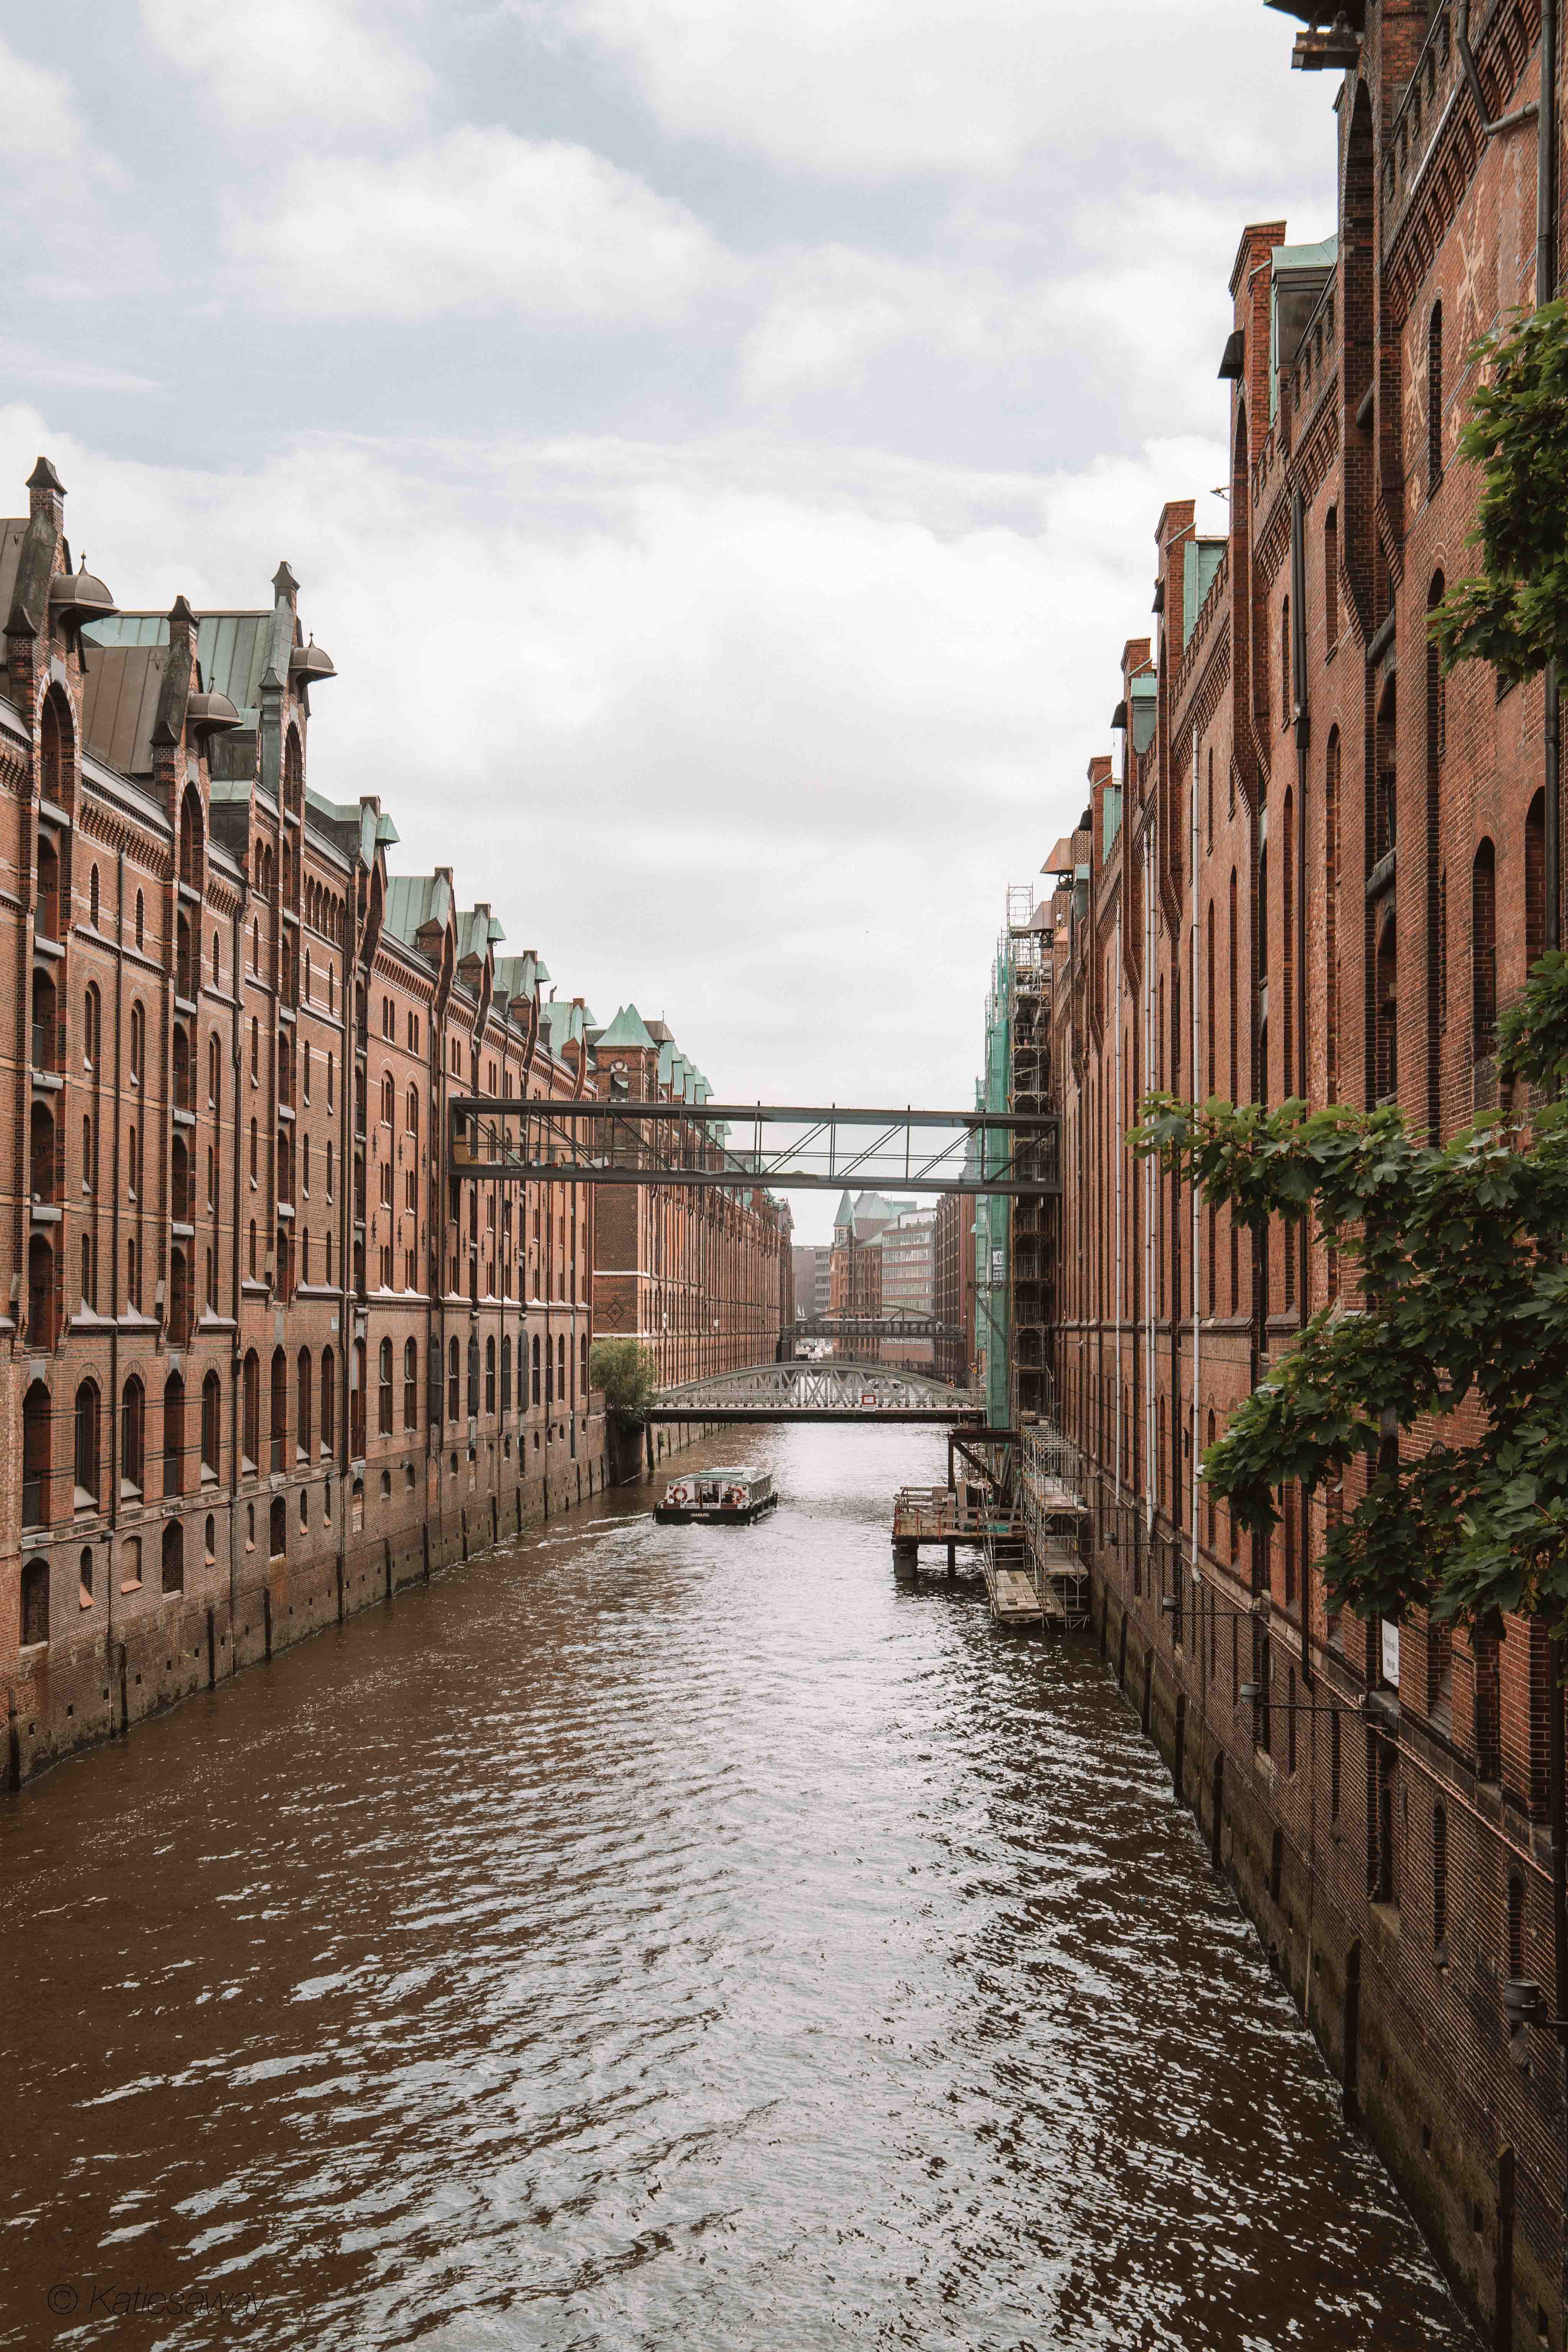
[0,0,1331,1241]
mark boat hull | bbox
[652,1494,778,1526]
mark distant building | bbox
[791,1243,831,1319]
[876,1206,936,1367]
[933,1192,975,1389]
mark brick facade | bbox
[0,459,788,1789]
[1031,7,1568,2341]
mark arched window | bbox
[80,1547,94,1606]
[404,1338,418,1430]
[467,1334,480,1418]
[89,864,100,929]
[484,1336,496,1415]
[249,1117,258,1184]
[269,1495,286,1562]
[241,1349,260,1469]
[350,1338,366,1459]
[30,1097,56,1207]
[31,966,57,1076]
[1373,913,1401,1105]
[83,983,99,1073]
[545,1334,554,1405]
[74,1379,99,1503]
[1473,839,1498,1096]
[163,1372,185,1497]
[120,1372,146,1497]
[378,1337,394,1434]
[531,1333,541,1407]
[297,1348,313,1459]
[1324,504,1338,647]
[500,1335,512,1413]
[21,1555,49,1643]
[1432,1802,1448,1950]
[22,1380,51,1529]
[129,1001,144,1086]
[39,681,71,805]
[201,1370,221,1481]
[179,783,203,891]
[1525,789,1547,972]
[448,1336,460,1422]
[1279,594,1290,729]
[1427,300,1443,494]
[381,1072,394,1129]
[35,831,59,942]
[208,1033,220,1108]
[270,1347,288,1472]
[580,1332,588,1399]
[407,1087,419,1145]
[321,1348,336,1452]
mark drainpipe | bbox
[1292,482,1313,1688]
[1190,733,1202,1588]
[1143,823,1156,1536]
[1113,903,1123,1498]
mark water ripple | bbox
[0,1426,1472,2350]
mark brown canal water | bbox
[1,1425,1472,2350]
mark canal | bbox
[2,1425,1472,2350]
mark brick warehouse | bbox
[0,457,791,1789]
[1021,0,1568,2341]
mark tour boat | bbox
[654,1469,778,1525]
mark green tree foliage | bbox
[1431,299,1568,684]
[1131,967,1568,1636]
[590,1338,658,1420]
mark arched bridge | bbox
[647,1361,985,1424]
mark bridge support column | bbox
[893,1540,919,1582]
[946,1540,956,1578]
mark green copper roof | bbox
[597,1003,657,1051]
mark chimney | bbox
[27,456,65,532]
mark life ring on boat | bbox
[669,1482,690,1507]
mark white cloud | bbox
[0,34,107,175]
[547,0,1326,187]
[0,404,1217,1231]
[227,127,733,324]
[137,0,432,131]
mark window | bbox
[404,1339,418,1430]
[501,1336,512,1413]
[163,1373,185,1498]
[270,1347,288,1472]
[20,1557,48,1647]
[128,1122,139,1201]
[321,1348,335,1452]
[80,1547,94,1607]
[208,1033,221,1108]
[201,1371,221,1481]
[83,983,99,1070]
[327,1053,336,1110]
[485,1336,496,1415]
[74,1380,100,1504]
[250,1016,259,1083]
[531,1333,541,1407]
[1279,594,1290,728]
[468,1334,480,1418]
[121,1376,145,1495]
[448,1337,459,1423]
[89,865,100,928]
[378,1338,394,1434]
[580,1333,589,1398]
[1427,300,1443,494]
[382,1071,394,1128]
[242,1349,260,1469]
[559,1333,567,1404]
[135,890,144,951]
[1432,1802,1448,1951]
[1472,839,1498,1080]
[407,1087,419,1145]
[1525,789,1547,972]
[297,1349,313,1459]
[129,1001,144,1086]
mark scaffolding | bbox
[1004,886,1055,1429]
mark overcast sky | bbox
[1,0,1330,1240]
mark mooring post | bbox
[946,1540,956,1578]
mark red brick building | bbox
[0,458,782,1789]
[933,1189,975,1389]
[589,1001,792,1439]
[1032,7,1568,2339]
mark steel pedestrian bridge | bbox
[647,1360,986,1424]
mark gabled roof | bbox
[384,872,452,949]
[492,951,544,1008]
[455,907,505,962]
[597,1002,656,1050]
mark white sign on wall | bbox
[1380,1619,1401,1688]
